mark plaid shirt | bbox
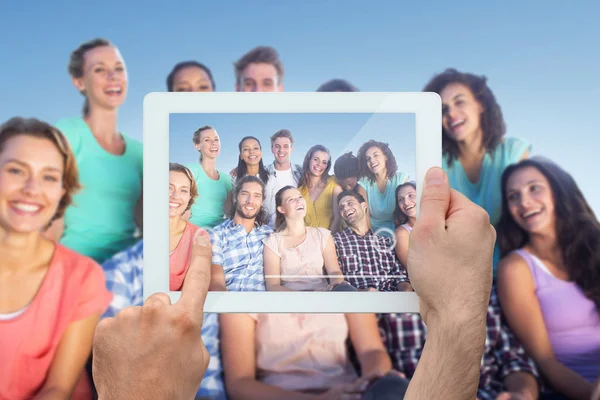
[102,240,227,400]
[377,286,540,400]
[333,228,409,291]
[210,219,273,291]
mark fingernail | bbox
[426,167,444,186]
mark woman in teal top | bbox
[423,68,531,273]
[47,38,143,264]
[185,126,232,229]
[356,140,410,238]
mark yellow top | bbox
[299,176,337,229]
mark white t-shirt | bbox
[264,167,298,229]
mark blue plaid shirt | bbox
[210,219,273,291]
[102,240,227,400]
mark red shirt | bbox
[0,244,113,400]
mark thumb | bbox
[415,167,450,232]
[495,393,511,400]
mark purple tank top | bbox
[515,249,600,382]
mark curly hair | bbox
[356,140,398,183]
[422,68,506,166]
[393,181,417,227]
[169,162,198,212]
[496,157,600,311]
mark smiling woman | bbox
[46,38,144,265]
[0,117,112,400]
[168,162,210,291]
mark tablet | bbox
[144,92,441,313]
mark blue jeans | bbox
[362,373,410,399]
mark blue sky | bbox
[1,0,599,212]
[169,113,416,177]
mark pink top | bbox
[169,221,210,291]
[0,244,113,400]
[248,313,358,392]
[262,227,331,291]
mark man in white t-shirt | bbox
[263,129,303,229]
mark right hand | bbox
[316,378,371,400]
[407,167,495,325]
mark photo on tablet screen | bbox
[168,112,416,293]
[143,92,441,312]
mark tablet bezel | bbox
[143,92,441,313]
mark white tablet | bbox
[143,92,441,313]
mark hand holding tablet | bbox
[92,235,211,400]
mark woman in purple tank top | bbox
[495,157,600,400]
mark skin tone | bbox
[271,136,293,171]
[168,171,192,253]
[240,138,262,177]
[263,188,345,291]
[440,83,529,184]
[219,312,399,400]
[90,167,505,400]
[0,135,101,399]
[497,166,596,400]
[337,176,358,192]
[393,185,417,292]
[44,45,143,241]
[236,63,283,92]
[305,151,343,233]
[171,66,213,92]
[209,181,264,291]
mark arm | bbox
[209,264,227,291]
[43,217,64,241]
[502,372,538,400]
[346,313,393,378]
[322,234,345,286]
[394,228,414,291]
[496,254,594,400]
[219,314,317,400]
[263,243,293,291]
[329,184,343,234]
[135,185,143,232]
[34,313,102,400]
[404,314,486,400]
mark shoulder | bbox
[187,222,209,238]
[124,135,143,154]
[498,137,531,162]
[54,117,85,149]
[496,250,534,289]
[393,171,410,183]
[55,243,109,285]
[312,226,331,237]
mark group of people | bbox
[0,36,598,400]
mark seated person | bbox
[0,117,112,400]
[220,312,410,400]
[496,157,600,399]
[168,162,210,291]
[333,190,411,291]
[262,186,354,291]
[333,151,360,192]
[378,284,541,400]
[209,175,274,291]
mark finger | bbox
[144,293,172,307]
[177,235,211,320]
[415,167,450,233]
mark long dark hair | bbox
[357,140,398,183]
[423,68,506,167]
[393,181,417,227]
[227,175,268,226]
[496,157,600,311]
[274,185,297,231]
[234,136,269,184]
[298,144,332,188]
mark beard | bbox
[236,202,260,220]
